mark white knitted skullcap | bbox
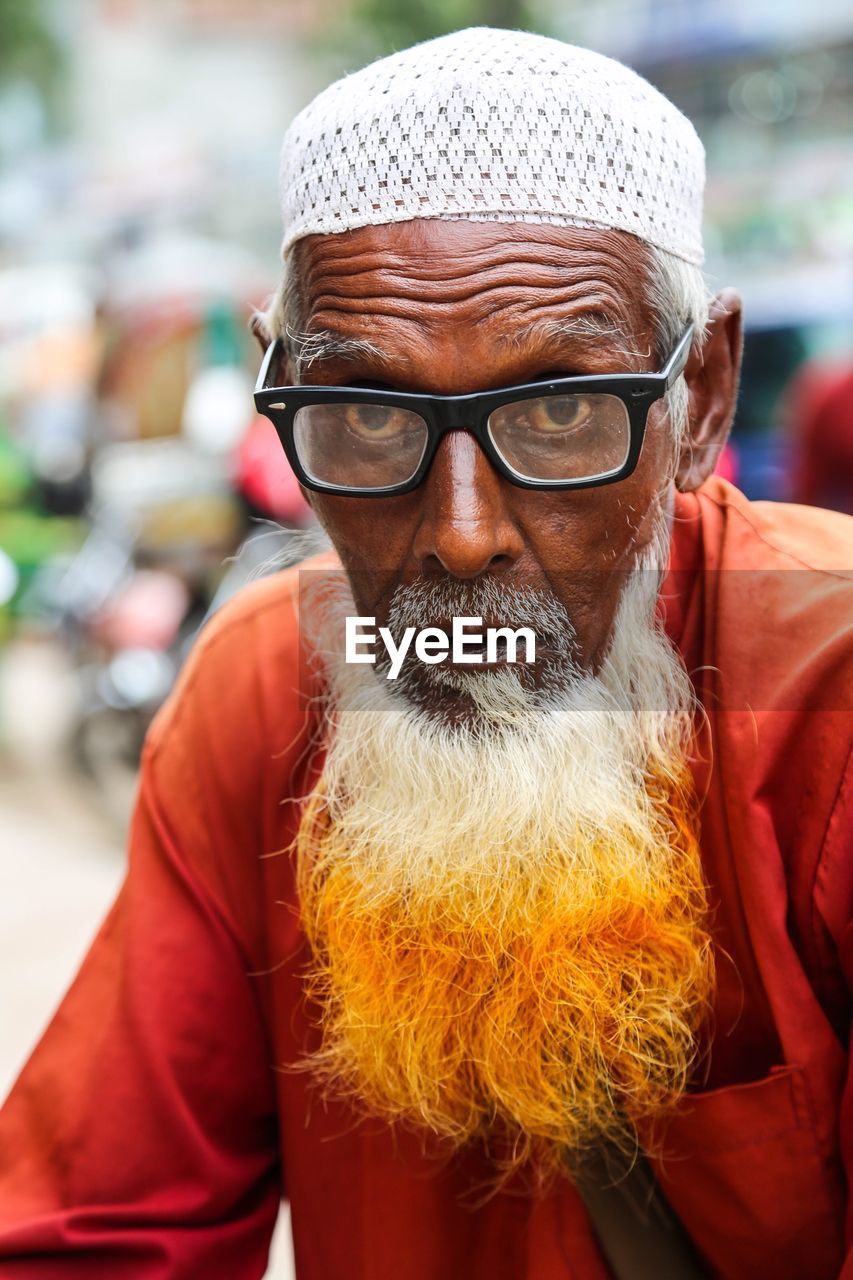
[279,28,705,266]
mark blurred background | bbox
[1,2,851,1275]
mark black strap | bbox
[574,1145,709,1280]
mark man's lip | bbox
[398,616,531,635]
[400,621,540,661]
[380,618,562,671]
[445,649,504,670]
[446,640,562,670]
[443,648,557,671]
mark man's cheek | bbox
[562,592,622,672]
[340,567,405,632]
[316,504,415,575]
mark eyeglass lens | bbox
[292,392,631,489]
[487,393,630,482]
[294,403,430,489]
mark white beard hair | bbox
[298,513,696,901]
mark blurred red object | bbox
[715,441,739,486]
[234,415,311,525]
[93,570,190,651]
[786,363,853,515]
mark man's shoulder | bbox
[147,547,338,767]
[687,479,853,716]
[192,545,340,661]
[693,475,853,576]
[685,485,853,958]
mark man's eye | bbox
[524,395,593,434]
[342,404,410,439]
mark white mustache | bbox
[385,578,578,658]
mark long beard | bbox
[294,556,715,1184]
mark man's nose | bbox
[411,431,524,578]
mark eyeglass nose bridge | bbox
[432,396,488,436]
[424,408,508,490]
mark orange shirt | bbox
[0,477,852,1280]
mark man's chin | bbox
[390,674,480,726]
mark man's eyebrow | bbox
[284,325,386,377]
[498,312,649,363]
[283,312,650,380]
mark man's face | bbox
[287,221,725,1172]
[291,220,680,683]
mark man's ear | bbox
[250,310,296,385]
[250,310,272,356]
[675,287,743,492]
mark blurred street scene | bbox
[1,1,852,1274]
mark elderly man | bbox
[1,27,851,1280]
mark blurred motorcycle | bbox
[40,436,235,827]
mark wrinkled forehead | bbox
[289,220,657,358]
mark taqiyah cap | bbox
[279,27,705,265]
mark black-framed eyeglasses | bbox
[254,324,694,498]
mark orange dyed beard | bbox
[295,772,715,1184]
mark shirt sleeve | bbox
[0,733,282,1278]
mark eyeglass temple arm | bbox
[663,324,695,391]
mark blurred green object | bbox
[354,0,544,47]
[201,300,246,370]
[322,0,551,65]
[0,509,83,621]
[0,433,82,626]
[0,0,62,112]
[0,433,30,508]
[0,547,16,644]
